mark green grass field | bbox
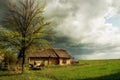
[0,59,120,80]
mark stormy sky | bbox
[1,0,120,59]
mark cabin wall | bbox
[43,60,49,66]
[29,57,71,66]
[29,57,41,64]
[66,59,71,64]
[59,58,63,65]
[49,58,59,65]
[59,58,71,65]
[29,57,59,66]
[29,57,49,66]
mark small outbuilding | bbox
[27,48,71,66]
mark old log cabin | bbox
[27,48,71,66]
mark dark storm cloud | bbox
[0,0,8,20]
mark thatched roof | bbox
[53,48,71,58]
[27,48,71,58]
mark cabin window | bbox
[62,59,66,64]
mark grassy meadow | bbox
[0,59,120,80]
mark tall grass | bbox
[0,59,120,80]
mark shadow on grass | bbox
[1,70,120,80]
[77,72,120,80]
[0,70,22,77]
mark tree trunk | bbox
[17,45,26,73]
[21,47,26,73]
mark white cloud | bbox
[44,0,120,46]
[43,0,120,59]
[1,0,120,59]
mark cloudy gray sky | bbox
[43,0,120,59]
[1,0,120,59]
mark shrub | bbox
[1,51,18,71]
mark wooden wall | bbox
[59,58,71,65]
[28,57,71,66]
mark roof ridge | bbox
[52,48,59,58]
